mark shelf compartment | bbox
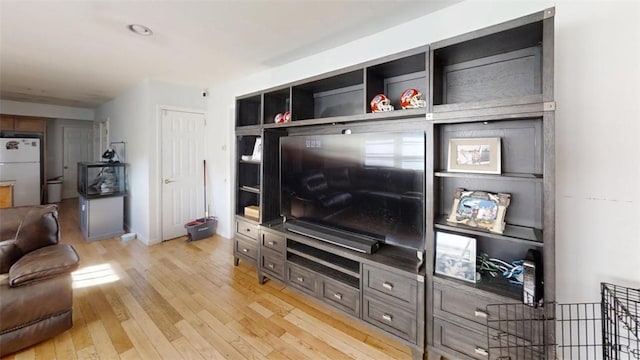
[287,253,359,289]
[432,17,546,113]
[236,94,262,127]
[264,87,290,125]
[366,51,427,112]
[240,185,260,194]
[435,171,543,183]
[434,273,523,303]
[236,191,259,217]
[292,69,364,121]
[435,215,542,244]
[287,240,360,278]
[263,108,426,129]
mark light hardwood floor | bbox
[3,199,413,360]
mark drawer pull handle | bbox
[333,293,343,300]
[382,282,394,290]
[267,263,275,269]
[474,347,489,356]
[475,309,489,319]
[267,241,275,246]
[382,314,393,322]
[245,228,251,232]
[296,276,304,283]
[242,248,249,253]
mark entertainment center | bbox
[234,8,555,360]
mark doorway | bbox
[62,127,93,199]
[160,108,206,241]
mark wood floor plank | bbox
[53,330,78,360]
[5,200,414,360]
[120,319,161,360]
[86,319,120,360]
[32,338,56,360]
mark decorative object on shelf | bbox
[447,188,511,234]
[283,111,291,122]
[244,205,260,220]
[399,88,427,109]
[435,232,477,283]
[476,253,524,285]
[370,94,394,112]
[447,137,501,174]
[274,113,284,124]
[251,138,262,161]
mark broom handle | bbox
[203,160,208,218]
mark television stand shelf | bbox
[259,223,426,359]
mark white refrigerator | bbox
[0,138,41,206]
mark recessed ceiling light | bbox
[128,24,153,36]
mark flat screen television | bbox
[280,131,425,252]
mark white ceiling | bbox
[0,0,459,108]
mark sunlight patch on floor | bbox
[72,263,119,289]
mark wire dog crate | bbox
[485,283,640,359]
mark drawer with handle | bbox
[235,219,259,241]
[261,253,285,279]
[320,278,360,316]
[433,318,489,360]
[287,263,317,294]
[261,230,285,253]
[363,296,416,343]
[234,238,258,262]
[363,264,417,308]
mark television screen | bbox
[280,131,425,251]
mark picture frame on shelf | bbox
[447,137,501,174]
[435,232,477,283]
[251,138,262,161]
[447,188,511,234]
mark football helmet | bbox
[370,94,394,112]
[274,113,285,124]
[283,111,291,123]
[400,88,427,109]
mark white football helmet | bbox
[370,94,394,112]
[400,88,427,109]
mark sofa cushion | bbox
[0,275,73,334]
[9,245,79,287]
[14,205,60,254]
[0,207,32,242]
[0,240,21,274]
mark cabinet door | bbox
[14,117,46,132]
[0,115,15,130]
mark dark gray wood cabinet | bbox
[233,7,555,359]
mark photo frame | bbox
[435,232,477,283]
[251,138,262,161]
[447,188,511,234]
[447,137,501,174]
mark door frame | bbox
[155,105,207,242]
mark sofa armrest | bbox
[9,244,79,287]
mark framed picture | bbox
[251,138,262,161]
[435,232,477,283]
[447,137,501,174]
[447,188,511,234]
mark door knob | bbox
[164,179,176,184]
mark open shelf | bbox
[236,94,262,127]
[434,274,523,302]
[287,240,360,278]
[435,215,542,245]
[287,254,360,289]
[435,171,543,183]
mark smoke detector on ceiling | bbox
[128,24,153,36]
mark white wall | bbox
[96,79,206,245]
[207,0,640,302]
[0,99,94,120]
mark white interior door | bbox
[63,127,93,199]
[161,109,206,241]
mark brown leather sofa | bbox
[0,205,80,357]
